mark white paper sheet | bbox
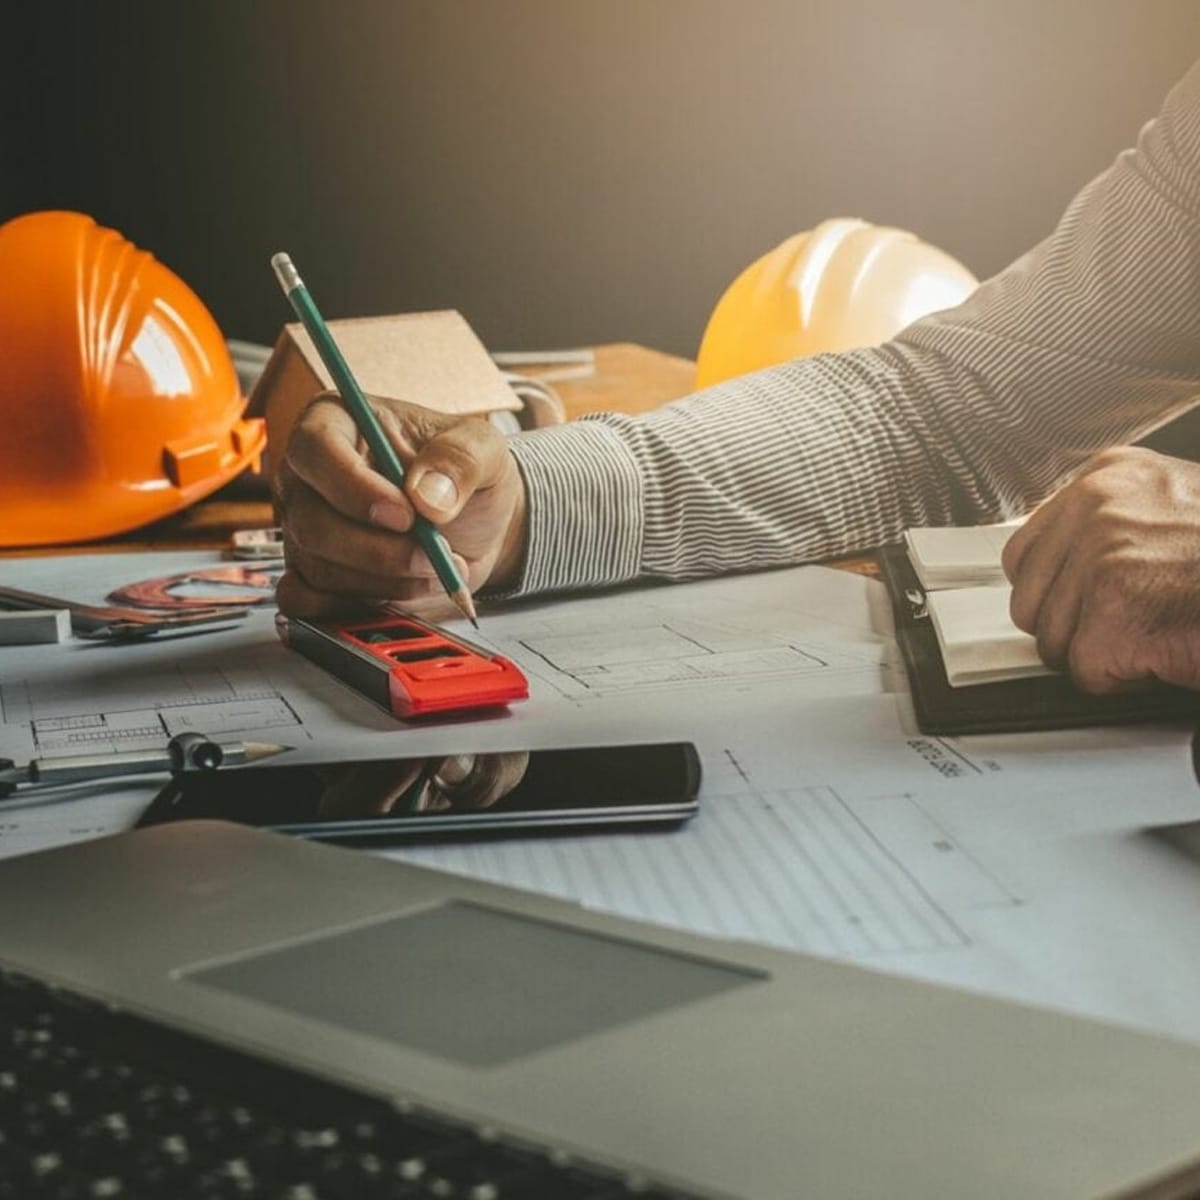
[0,551,895,852]
[390,696,1200,1042]
[927,584,1053,685]
[6,551,1200,1044]
[0,552,896,772]
[904,521,1020,588]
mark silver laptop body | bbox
[3,820,1200,1199]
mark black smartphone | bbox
[137,742,701,843]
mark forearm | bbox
[507,330,1200,598]
[505,352,973,592]
[506,59,1200,597]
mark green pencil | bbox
[271,252,478,627]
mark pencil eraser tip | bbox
[271,253,300,292]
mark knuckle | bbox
[1088,444,1144,475]
[283,422,329,477]
[430,424,497,479]
[426,439,480,480]
[273,462,299,509]
[1008,587,1036,634]
[303,390,343,415]
[999,537,1021,579]
[283,542,319,584]
[279,490,328,553]
[1089,446,1127,470]
[372,402,414,443]
[281,513,314,557]
[1088,446,1150,492]
[284,545,341,594]
[275,569,330,619]
[371,398,448,448]
[284,420,316,461]
[1035,622,1068,670]
[1073,472,1112,506]
[294,394,343,438]
[1068,638,1113,693]
[274,571,311,617]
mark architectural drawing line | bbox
[901,792,1024,909]
[934,737,984,775]
[805,786,970,949]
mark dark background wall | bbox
[4,0,1198,358]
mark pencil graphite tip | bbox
[241,742,293,763]
[270,252,301,294]
[451,587,479,628]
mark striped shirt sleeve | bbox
[504,59,1200,598]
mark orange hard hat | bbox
[695,218,978,389]
[0,211,265,547]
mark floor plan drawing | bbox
[481,609,887,703]
[393,745,1020,961]
[0,664,304,756]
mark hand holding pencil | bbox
[270,256,528,622]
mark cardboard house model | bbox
[250,310,550,483]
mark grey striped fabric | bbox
[506,59,1200,599]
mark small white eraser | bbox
[0,609,72,645]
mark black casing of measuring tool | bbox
[275,612,529,719]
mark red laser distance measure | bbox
[275,613,529,719]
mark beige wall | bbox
[6,1,1199,356]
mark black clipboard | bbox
[877,544,1199,735]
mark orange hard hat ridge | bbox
[695,218,978,389]
[0,210,265,547]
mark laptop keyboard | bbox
[0,966,704,1199]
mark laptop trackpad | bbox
[184,901,761,1068]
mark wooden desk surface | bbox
[3,342,876,576]
[529,342,699,417]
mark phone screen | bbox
[137,742,701,843]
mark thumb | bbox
[404,418,509,524]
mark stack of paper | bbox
[903,521,1020,589]
[903,521,1051,688]
[924,585,1052,686]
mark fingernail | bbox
[416,471,458,511]
[368,501,411,532]
[437,754,476,785]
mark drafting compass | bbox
[0,732,291,799]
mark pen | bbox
[270,253,479,627]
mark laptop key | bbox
[0,966,708,1200]
[417,1140,554,1198]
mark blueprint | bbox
[476,604,878,703]
[7,551,1200,1044]
[389,695,1200,1042]
[2,662,302,756]
[0,551,898,771]
[0,550,894,848]
[445,561,899,718]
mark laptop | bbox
[4,819,1200,1199]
